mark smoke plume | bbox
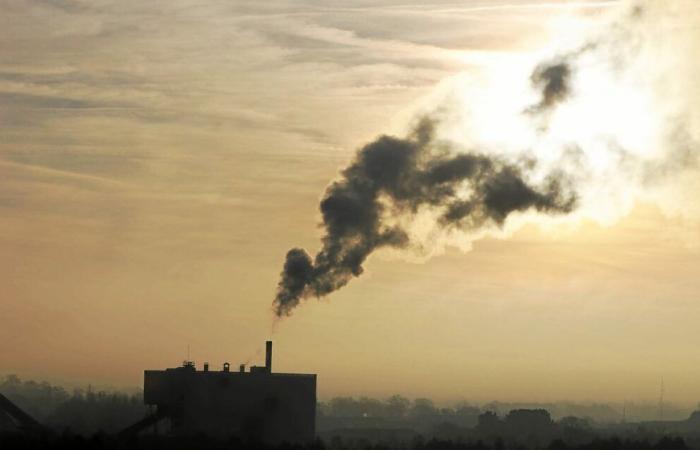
[273,0,700,317]
[528,61,572,114]
[273,119,576,317]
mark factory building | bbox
[142,341,316,443]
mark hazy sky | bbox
[2,0,700,406]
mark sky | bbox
[2,0,700,406]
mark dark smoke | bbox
[528,60,572,114]
[527,29,613,116]
[273,119,577,317]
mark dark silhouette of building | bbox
[142,341,316,443]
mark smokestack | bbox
[265,341,272,373]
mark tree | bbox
[385,395,410,418]
[411,398,437,417]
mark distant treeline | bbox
[317,397,694,424]
[0,375,147,435]
[1,375,699,442]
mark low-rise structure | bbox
[143,341,316,443]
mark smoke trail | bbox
[273,0,700,318]
[273,119,576,317]
[526,41,599,116]
[528,61,572,114]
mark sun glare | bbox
[441,23,671,230]
[547,64,661,164]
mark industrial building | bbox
[141,341,316,443]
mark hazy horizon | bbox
[2,372,698,424]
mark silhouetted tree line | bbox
[319,396,481,424]
[316,401,700,448]
[317,397,693,424]
[3,375,700,450]
[0,375,148,435]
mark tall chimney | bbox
[265,341,272,373]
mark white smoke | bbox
[397,0,700,257]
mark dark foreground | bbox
[0,433,695,450]
[3,376,700,450]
